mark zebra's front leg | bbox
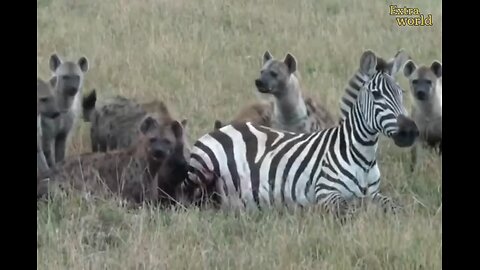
[371,192,401,214]
[316,190,353,223]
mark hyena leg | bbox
[44,140,56,168]
[37,151,49,174]
[55,133,68,164]
[410,143,421,172]
[371,192,401,214]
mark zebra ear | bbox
[359,50,377,76]
[403,60,417,78]
[390,49,410,76]
[430,61,442,78]
[263,50,273,64]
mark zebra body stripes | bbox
[186,52,419,218]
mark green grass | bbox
[37,0,442,269]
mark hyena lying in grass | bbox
[41,53,89,167]
[403,59,442,171]
[214,51,336,133]
[37,114,190,207]
[37,78,60,174]
[82,89,189,156]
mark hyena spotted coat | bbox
[82,89,190,156]
[41,53,89,167]
[37,115,188,206]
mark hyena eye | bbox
[412,79,418,85]
[39,97,48,103]
[270,71,278,78]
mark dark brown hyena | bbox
[82,89,189,155]
[37,115,188,206]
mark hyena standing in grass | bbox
[37,78,60,174]
[37,115,189,206]
[82,89,189,156]
[403,59,442,171]
[41,54,89,167]
[214,51,336,133]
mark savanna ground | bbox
[37,0,442,269]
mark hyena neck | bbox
[274,75,308,127]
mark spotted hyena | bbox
[403,59,442,171]
[37,78,60,174]
[82,90,189,156]
[41,53,89,167]
[37,115,188,206]
[215,51,335,133]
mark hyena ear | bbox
[139,116,160,135]
[78,56,89,73]
[82,89,97,111]
[390,49,410,76]
[49,54,62,72]
[359,50,377,75]
[214,120,223,130]
[430,61,442,78]
[403,60,417,78]
[263,50,273,64]
[48,76,58,89]
[171,120,184,139]
[283,53,297,74]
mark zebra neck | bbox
[273,77,308,126]
[342,102,379,168]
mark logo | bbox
[389,5,433,26]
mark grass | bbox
[37,0,442,269]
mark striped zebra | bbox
[339,49,409,123]
[184,50,419,220]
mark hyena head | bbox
[361,49,410,77]
[255,51,297,97]
[138,114,188,165]
[37,78,60,119]
[49,53,89,111]
[403,60,442,102]
[82,89,97,122]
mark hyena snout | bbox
[412,81,432,101]
[60,75,81,96]
[150,139,172,160]
[255,79,270,93]
[392,114,419,147]
[46,111,61,119]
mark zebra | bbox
[183,50,419,220]
[339,49,410,124]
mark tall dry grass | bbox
[37,0,442,269]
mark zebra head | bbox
[358,53,419,148]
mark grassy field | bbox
[37,0,442,269]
